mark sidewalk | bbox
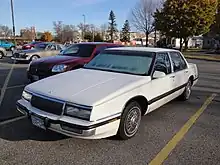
[183,52,220,62]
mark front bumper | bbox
[16,100,120,139]
[11,57,30,61]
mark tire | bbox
[0,51,4,59]
[30,55,40,62]
[10,46,15,51]
[117,101,142,140]
[179,80,192,101]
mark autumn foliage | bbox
[41,31,53,42]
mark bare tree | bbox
[100,23,108,40]
[62,25,80,42]
[53,21,63,41]
[0,25,12,37]
[131,0,158,46]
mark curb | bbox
[184,55,220,62]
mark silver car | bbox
[0,47,7,59]
[11,42,64,62]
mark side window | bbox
[170,52,187,72]
[93,46,107,57]
[155,53,171,75]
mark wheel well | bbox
[125,96,148,116]
[189,75,194,84]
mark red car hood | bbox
[32,55,82,65]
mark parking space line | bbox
[0,84,26,90]
[0,63,15,106]
[148,93,217,165]
[0,115,27,126]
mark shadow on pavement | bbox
[0,118,68,142]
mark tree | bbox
[100,23,108,40]
[84,32,93,41]
[121,20,131,42]
[131,0,157,46]
[0,25,12,37]
[41,31,53,42]
[53,21,63,42]
[108,10,117,43]
[154,0,218,51]
[94,33,103,42]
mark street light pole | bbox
[82,14,86,41]
[10,0,16,45]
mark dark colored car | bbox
[22,41,42,50]
[27,42,123,82]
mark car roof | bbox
[106,47,180,53]
[77,42,119,45]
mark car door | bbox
[169,51,189,95]
[42,44,56,57]
[147,52,176,113]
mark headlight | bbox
[64,104,92,120]
[22,90,32,102]
[52,64,68,73]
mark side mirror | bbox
[153,71,166,79]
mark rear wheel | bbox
[10,46,15,51]
[0,51,4,59]
[117,101,142,140]
[179,80,192,101]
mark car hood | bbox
[25,69,151,106]
[32,55,81,65]
[20,49,43,54]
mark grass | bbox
[183,52,220,61]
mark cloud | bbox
[72,0,107,7]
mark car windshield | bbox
[34,43,49,49]
[84,50,155,75]
[60,44,96,57]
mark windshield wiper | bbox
[83,67,147,76]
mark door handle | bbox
[170,76,175,78]
[185,70,189,73]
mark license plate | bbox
[31,115,46,130]
[32,75,39,81]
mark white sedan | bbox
[16,47,198,140]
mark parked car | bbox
[0,40,15,51]
[0,47,7,59]
[16,47,198,140]
[11,42,64,63]
[27,42,123,82]
[22,41,43,50]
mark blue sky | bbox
[0,0,137,34]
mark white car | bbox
[16,47,198,140]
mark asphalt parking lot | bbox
[0,54,219,165]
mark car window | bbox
[93,45,107,57]
[61,44,96,57]
[155,52,171,75]
[57,45,62,50]
[84,50,155,76]
[170,52,187,72]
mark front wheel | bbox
[179,80,192,101]
[30,55,39,62]
[117,101,142,140]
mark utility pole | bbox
[82,14,86,41]
[10,0,16,46]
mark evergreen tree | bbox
[108,10,117,43]
[120,20,131,42]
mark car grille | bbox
[13,52,27,58]
[29,64,51,76]
[31,95,64,115]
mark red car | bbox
[22,41,42,50]
[27,42,123,82]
